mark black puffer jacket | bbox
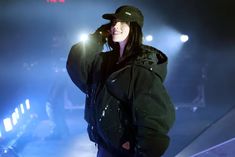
[66,33,175,157]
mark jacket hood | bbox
[134,45,168,82]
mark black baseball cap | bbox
[102,5,144,28]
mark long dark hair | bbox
[107,22,143,58]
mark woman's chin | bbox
[112,38,123,42]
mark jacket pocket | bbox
[96,91,135,153]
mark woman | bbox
[67,5,175,157]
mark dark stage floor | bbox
[14,103,234,157]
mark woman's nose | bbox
[113,22,121,28]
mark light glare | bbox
[12,112,18,125]
[80,33,89,42]
[180,34,189,42]
[3,118,13,132]
[15,108,20,119]
[25,99,30,110]
[20,103,25,114]
[145,35,153,42]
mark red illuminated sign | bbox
[47,0,65,3]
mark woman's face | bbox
[110,20,130,43]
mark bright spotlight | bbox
[192,106,198,112]
[15,108,20,119]
[145,35,153,42]
[20,104,25,114]
[3,118,13,132]
[25,99,30,110]
[2,147,20,157]
[12,112,18,126]
[180,34,189,42]
[79,33,89,42]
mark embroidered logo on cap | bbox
[125,12,132,16]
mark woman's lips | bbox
[113,31,122,35]
[113,32,122,35]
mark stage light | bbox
[25,99,30,110]
[1,147,20,157]
[145,35,153,42]
[80,33,89,42]
[192,106,198,112]
[0,130,2,138]
[15,108,19,120]
[20,104,25,114]
[180,34,189,42]
[12,112,17,126]
[3,118,13,132]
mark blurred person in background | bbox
[45,66,69,140]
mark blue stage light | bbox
[12,112,18,126]
[180,34,189,42]
[1,147,20,157]
[79,33,89,42]
[15,108,20,120]
[25,99,30,110]
[20,104,25,114]
[3,118,13,132]
[145,35,153,42]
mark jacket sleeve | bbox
[132,66,175,157]
[66,33,104,93]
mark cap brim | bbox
[102,13,131,22]
[102,13,117,20]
